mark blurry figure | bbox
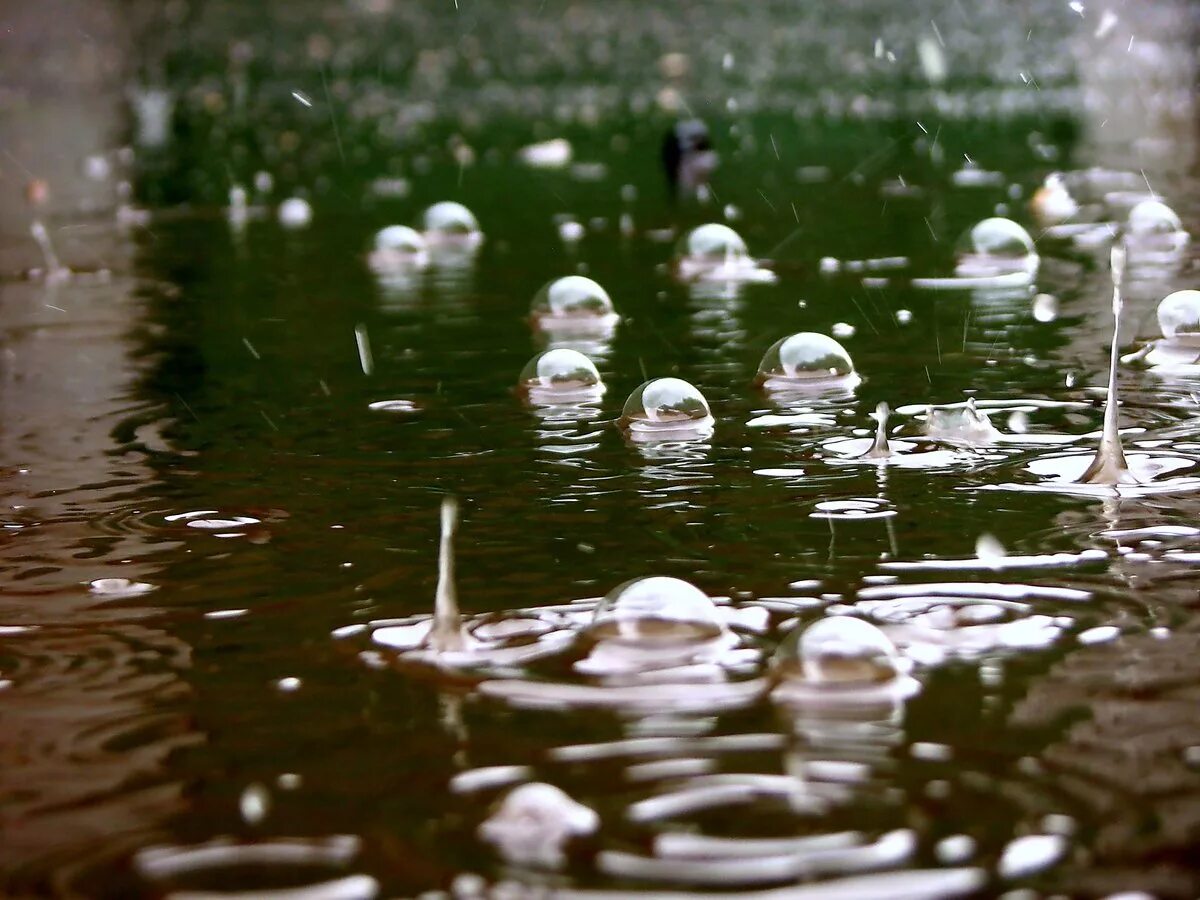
[661,119,717,201]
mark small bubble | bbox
[240,783,271,825]
[831,322,855,339]
[518,349,604,401]
[756,332,857,385]
[422,201,482,245]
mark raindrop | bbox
[589,576,726,646]
[1030,173,1078,224]
[619,377,714,440]
[240,783,271,825]
[1032,293,1058,322]
[954,217,1038,278]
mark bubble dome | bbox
[1157,290,1200,344]
[774,616,902,687]
[757,332,858,385]
[518,349,604,395]
[620,377,714,437]
[1126,199,1187,248]
[422,201,482,244]
[530,276,618,326]
[373,225,427,256]
[590,576,726,646]
[954,217,1037,277]
[682,223,749,264]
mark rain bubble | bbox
[369,225,428,276]
[619,377,714,439]
[1157,290,1200,344]
[756,332,859,389]
[518,349,604,401]
[530,276,619,332]
[478,782,598,869]
[1126,199,1186,251]
[773,616,902,686]
[373,225,426,256]
[1031,173,1078,224]
[954,217,1038,278]
[681,223,748,265]
[422,201,482,247]
[590,576,726,645]
[277,197,312,229]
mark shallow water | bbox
[2,1,1200,897]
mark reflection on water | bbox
[2,0,1200,895]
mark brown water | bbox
[2,1,1200,897]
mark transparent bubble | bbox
[518,349,603,392]
[1127,199,1184,243]
[1157,290,1200,343]
[774,616,902,686]
[590,576,725,645]
[373,225,426,255]
[757,333,856,383]
[954,217,1036,276]
[682,223,748,262]
[620,377,713,436]
[531,275,616,321]
[422,201,482,243]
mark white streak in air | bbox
[353,325,373,376]
[291,90,313,107]
[242,337,260,360]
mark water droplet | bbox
[240,783,271,824]
[1031,173,1078,224]
[774,616,903,686]
[518,349,604,401]
[590,576,726,645]
[756,332,858,387]
[275,676,302,692]
[1157,290,1200,342]
[954,218,1038,278]
[1032,293,1058,322]
[277,197,312,229]
[421,201,482,246]
[619,378,714,439]
[976,533,1007,567]
[896,309,913,325]
[831,322,855,339]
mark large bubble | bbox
[590,576,725,646]
[954,217,1038,278]
[518,349,604,400]
[682,223,749,263]
[757,332,857,384]
[620,377,714,439]
[1127,199,1185,246]
[531,275,618,330]
[773,616,903,687]
[1157,290,1200,344]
